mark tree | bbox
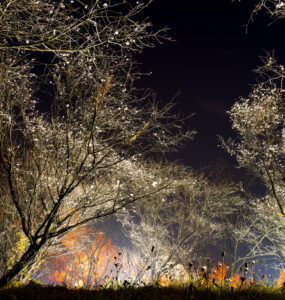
[216,186,285,278]
[249,194,285,272]
[117,165,244,283]
[0,0,194,287]
[221,0,285,272]
[233,0,285,27]
[220,55,284,215]
[252,0,285,19]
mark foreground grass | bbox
[1,282,285,300]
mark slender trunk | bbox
[0,243,41,288]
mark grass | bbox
[1,281,285,300]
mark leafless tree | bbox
[0,0,194,287]
[215,187,285,278]
[233,0,285,28]
[223,0,285,271]
[117,166,245,283]
[220,56,284,216]
[247,195,285,272]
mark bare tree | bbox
[257,0,285,19]
[0,0,194,287]
[247,195,285,272]
[220,56,284,215]
[222,0,285,271]
[233,0,285,26]
[117,166,244,283]
[215,187,285,279]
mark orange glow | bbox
[46,225,118,287]
[230,273,242,289]
[198,261,250,289]
[229,273,256,289]
[275,270,285,288]
[45,225,146,287]
[159,274,170,287]
[209,261,227,284]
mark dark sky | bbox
[137,0,285,168]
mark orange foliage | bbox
[95,74,114,109]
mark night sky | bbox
[137,0,285,168]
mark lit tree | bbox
[224,0,285,272]
[250,195,285,271]
[216,187,285,278]
[233,0,285,26]
[118,166,244,283]
[0,0,194,287]
[220,56,284,215]
[252,0,285,19]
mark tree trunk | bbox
[0,244,40,288]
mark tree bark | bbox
[0,243,41,289]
